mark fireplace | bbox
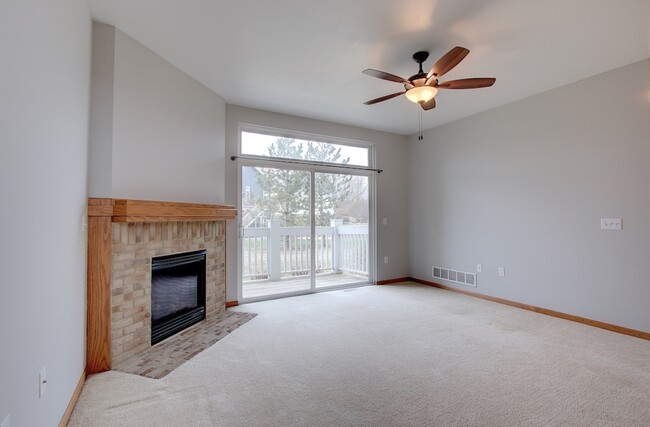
[151,250,207,345]
[86,198,236,373]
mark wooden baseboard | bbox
[376,277,410,285]
[409,277,650,341]
[225,300,239,308]
[58,370,86,427]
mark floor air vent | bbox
[432,266,476,287]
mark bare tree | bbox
[255,138,352,226]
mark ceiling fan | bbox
[362,46,495,110]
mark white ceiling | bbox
[87,0,650,135]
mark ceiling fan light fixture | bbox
[362,46,494,109]
[405,85,438,104]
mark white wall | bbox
[89,24,226,204]
[408,60,650,332]
[88,23,116,197]
[0,0,91,426]
[224,105,409,301]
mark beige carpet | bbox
[69,283,650,426]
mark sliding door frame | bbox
[235,124,377,303]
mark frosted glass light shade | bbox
[405,86,438,103]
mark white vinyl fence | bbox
[242,219,368,281]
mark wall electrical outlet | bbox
[39,367,47,398]
[600,218,622,230]
[476,264,482,273]
[1,415,10,427]
[498,267,505,277]
[382,218,388,226]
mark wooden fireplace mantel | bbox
[88,198,237,222]
[86,198,236,374]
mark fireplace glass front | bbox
[151,249,206,344]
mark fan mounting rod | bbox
[409,50,429,81]
[412,51,429,73]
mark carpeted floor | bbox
[69,282,650,426]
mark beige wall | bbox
[224,105,410,301]
[0,0,91,425]
[408,60,650,332]
[89,24,226,204]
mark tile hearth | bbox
[113,310,256,379]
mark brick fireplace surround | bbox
[86,198,237,374]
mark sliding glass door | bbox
[238,128,374,301]
[239,166,371,300]
[314,173,369,289]
[241,166,311,299]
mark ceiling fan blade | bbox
[364,91,406,105]
[362,69,409,84]
[420,98,436,111]
[426,46,470,79]
[436,77,496,89]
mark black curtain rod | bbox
[230,155,383,173]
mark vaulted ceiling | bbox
[87,0,650,135]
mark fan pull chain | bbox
[418,107,424,141]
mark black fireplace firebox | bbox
[151,250,207,345]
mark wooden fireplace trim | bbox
[86,198,236,374]
[88,197,237,222]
